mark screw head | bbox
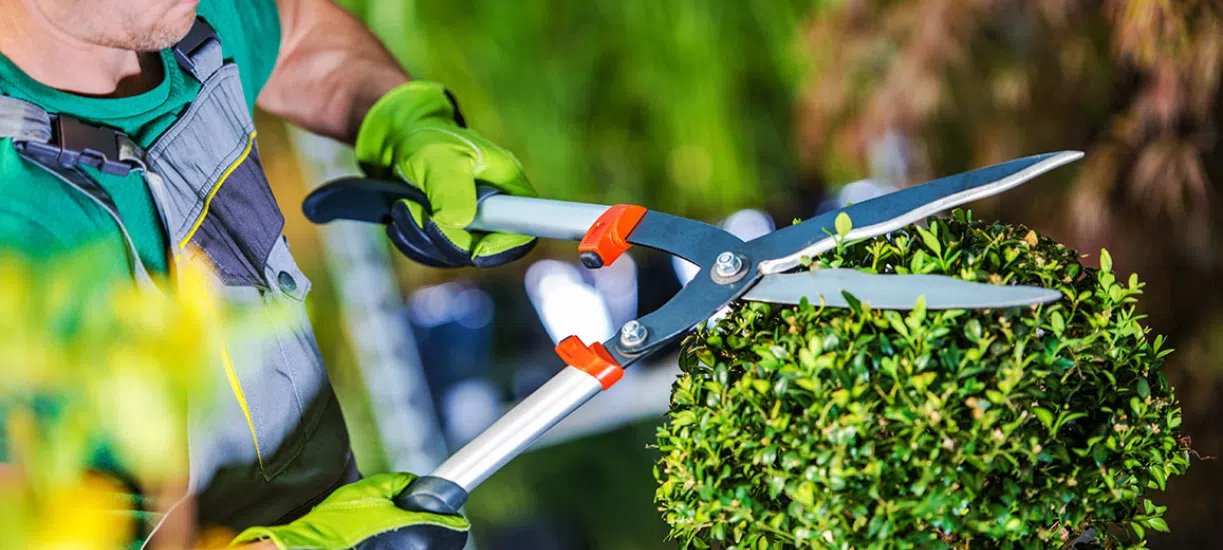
[713,252,743,278]
[620,320,648,347]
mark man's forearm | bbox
[259,0,408,144]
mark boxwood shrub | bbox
[654,210,1190,549]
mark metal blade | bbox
[742,269,1063,310]
[752,151,1083,274]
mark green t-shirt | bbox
[0,0,281,279]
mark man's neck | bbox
[0,0,161,97]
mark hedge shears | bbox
[302,150,1082,544]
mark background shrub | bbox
[654,211,1191,549]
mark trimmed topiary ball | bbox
[653,210,1190,549]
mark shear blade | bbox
[754,150,1084,275]
[742,268,1062,310]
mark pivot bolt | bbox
[620,320,648,348]
[713,252,743,278]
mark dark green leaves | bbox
[655,211,1188,549]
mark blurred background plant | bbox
[346,0,813,216]
[0,251,222,549]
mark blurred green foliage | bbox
[0,251,224,548]
[339,0,818,216]
[656,212,1189,548]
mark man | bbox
[0,0,536,547]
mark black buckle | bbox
[173,19,218,75]
[21,116,135,176]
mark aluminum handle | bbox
[429,366,604,492]
[471,195,609,240]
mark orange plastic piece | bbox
[555,336,624,390]
[578,204,648,268]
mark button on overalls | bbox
[0,19,355,538]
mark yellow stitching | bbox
[182,256,264,470]
[316,499,401,511]
[177,131,258,251]
[220,346,264,469]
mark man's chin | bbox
[129,1,199,52]
[138,17,198,52]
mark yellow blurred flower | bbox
[27,474,134,550]
[0,249,236,548]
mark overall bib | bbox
[0,19,354,537]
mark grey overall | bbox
[0,19,354,536]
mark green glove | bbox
[356,81,537,268]
[231,473,468,549]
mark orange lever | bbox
[578,204,647,268]
[555,336,624,390]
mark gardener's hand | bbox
[231,473,468,550]
[355,81,537,268]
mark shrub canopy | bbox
[654,211,1189,549]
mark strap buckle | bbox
[173,19,218,75]
[21,116,135,176]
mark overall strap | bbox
[21,157,157,288]
[0,95,144,176]
[0,96,153,286]
[0,95,51,144]
[174,18,224,82]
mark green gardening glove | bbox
[355,81,537,268]
[231,473,468,550]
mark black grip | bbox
[302,177,433,225]
[302,178,504,228]
[393,475,469,516]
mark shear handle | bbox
[303,177,611,241]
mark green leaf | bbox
[1055,411,1087,431]
[1092,444,1109,466]
[1033,407,1054,429]
[1100,248,1113,273]
[791,482,815,506]
[841,290,862,313]
[910,249,927,273]
[1137,377,1151,399]
[917,226,942,255]
[835,212,852,238]
[912,372,936,392]
[908,295,927,326]
[1049,311,1065,336]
